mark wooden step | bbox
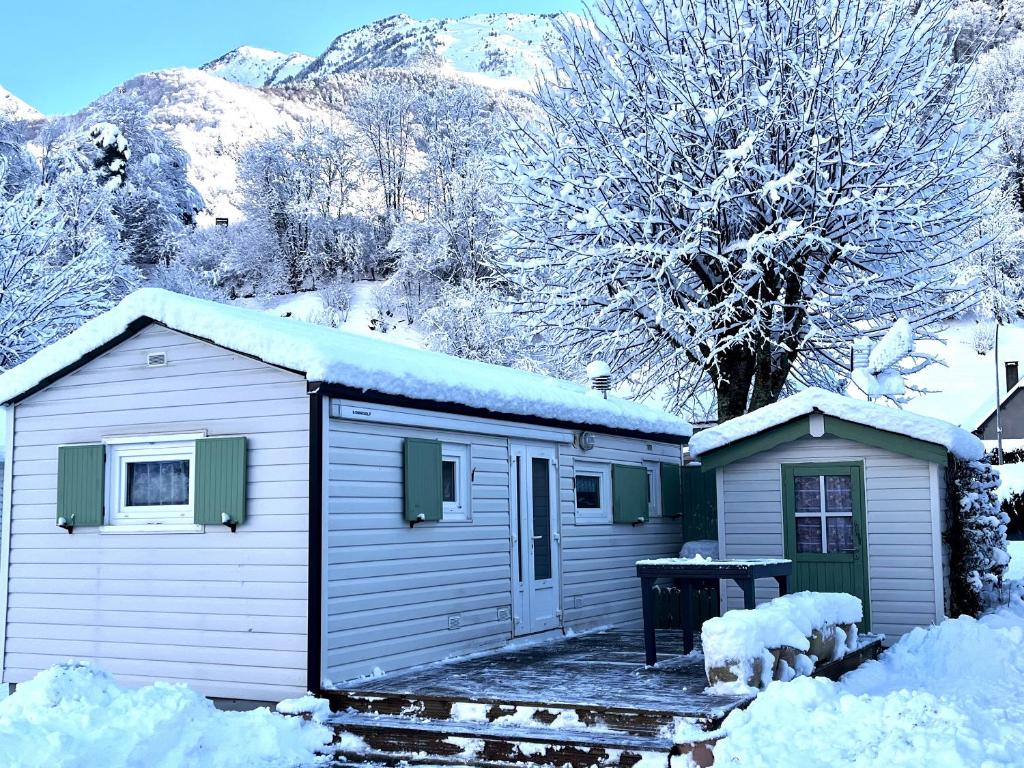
[327,709,711,768]
[325,690,708,736]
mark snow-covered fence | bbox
[701,592,862,691]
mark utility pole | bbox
[995,321,1005,465]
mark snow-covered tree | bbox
[0,119,37,198]
[946,458,1010,616]
[238,121,361,291]
[0,163,138,371]
[501,0,996,420]
[422,281,573,377]
[349,72,419,215]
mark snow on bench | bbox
[701,591,862,693]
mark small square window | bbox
[441,444,471,522]
[576,474,602,508]
[106,438,196,528]
[574,462,611,524]
[442,459,457,503]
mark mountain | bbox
[201,46,314,88]
[108,67,337,221]
[0,85,42,122]
[292,12,569,90]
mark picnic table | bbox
[635,557,793,664]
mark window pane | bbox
[576,475,601,509]
[796,517,823,553]
[794,475,821,515]
[824,475,853,514]
[442,460,456,503]
[827,516,856,553]
[532,458,552,581]
[127,460,189,506]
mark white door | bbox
[510,443,561,636]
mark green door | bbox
[782,462,870,630]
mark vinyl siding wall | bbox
[717,435,943,638]
[2,325,310,701]
[559,439,684,629]
[323,400,683,685]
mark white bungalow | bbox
[0,289,691,704]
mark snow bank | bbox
[702,591,862,667]
[689,387,983,461]
[0,288,690,439]
[1008,540,1024,582]
[0,663,332,768]
[712,602,1024,766]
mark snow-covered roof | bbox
[689,387,983,461]
[0,289,691,440]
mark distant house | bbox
[689,388,984,639]
[0,289,690,703]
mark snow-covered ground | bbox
[235,282,424,350]
[0,663,332,767]
[1008,540,1024,581]
[712,599,1024,766]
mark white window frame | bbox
[102,433,205,534]
[644,461,662,519]
[441,443,471,523]
[573,461,612,525]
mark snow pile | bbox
[0,288,690,438]
[712,602,1024,766]
[0,663,333,768]
[701,592,862,691]
[689,387,984,461]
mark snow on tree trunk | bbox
[946,458,1011,617]
[499,0,996,421]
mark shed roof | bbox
[0,289,691,441]
[689,387,984,463]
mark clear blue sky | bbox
[2,0,584,116]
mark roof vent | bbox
[146,351,167,368]
[586,360,612,399]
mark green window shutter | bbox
[195,437,248,527]
[660,463,683,518]
[404,438,443,523]
[57,444,105,528]
[612,464,648,524]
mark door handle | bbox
[533,535,543,540]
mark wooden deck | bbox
[321,628,883,767]
[334,628,750,725]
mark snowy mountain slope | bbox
[201,46,314,88]
[106,68,345,221]
[292,12,572,90]
[0,85,42,121]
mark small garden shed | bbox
[688,388,985,639]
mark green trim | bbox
[700,413,949,470]
[403,438,443,523]
[612,464,648,524]
[699,418,808,470]
[782,461,871,630]
[194,436,248,527]
[56,444,105,528]
[821,417,947,466]
[659,463,683,519]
